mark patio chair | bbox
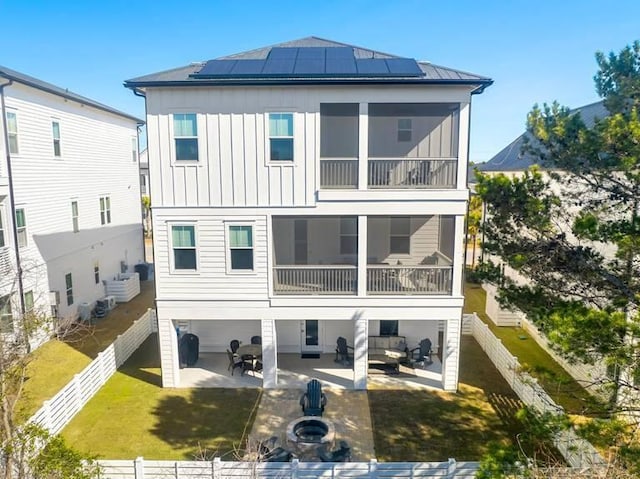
[230,339,240,353]
[317,440,351,462]
[409,338,433,367]
[251,335,262,345]
[240,354,260,377]
[259,436,293,462]
[334,337,353,365]
[299,379,327,416]
[226,349,244,375]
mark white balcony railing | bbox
[320,159,358,189]
[367,265,453,294]
[273,266,357,295]
[368,158,457,189]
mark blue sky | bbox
[2,0,639,163]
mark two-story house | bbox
[126,37,491,390]
[0,66,145,346]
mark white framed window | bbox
[171,224,197,271]
[390,216,410,254]
[15,208,27,248]
[65,273,73,306]
[173,113,198,161]
[71,201,79,232]
[94,262,100,284]
[24,290,34,312]
[380,320,399,336]
[268,113,294,161]
[340,217,357,255]
[52,120,61,157]
[0,295,13,333]
[227,224,254,272]
[131,137,138,162]
[397,118,412,142]
[99,196,111,225]
[0,208,5,248]
[6,111,18,154]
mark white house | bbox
[0,66,145,345]
[125,37,491,390]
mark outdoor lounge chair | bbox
[335,337,354,365]
[226,349,244,375]
[259,436,293,462]
[317,440,351,462]
[409,338,433,367]
[299,379,327,416]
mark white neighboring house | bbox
[0,66,145,346]
[126,37,492,390]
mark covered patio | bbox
[178,352,443,389]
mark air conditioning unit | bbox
[48,291,60,306]
[103,295,116,311]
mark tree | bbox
[141,195,152,238]
[475,41,640,472]
[466,194,483,267]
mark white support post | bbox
[158,318,179,387]
[456,102,470,190]
[261,319,278,388]
[452,215,466,296]
[368,458,378,479]
[358,103,369,190]
[353,313,368,389]
[447,458,457,478]
[357,215,368,297]
[134,456,145,479]
[442,315,462,391]
[213,457,221,479]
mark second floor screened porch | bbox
[272,215,455,296]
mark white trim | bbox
[265,111,297,166]
[170,112,202,165]
[168,221,199,274]
[5,109,19,156]
[98,195,111,225]
[51,118,62,158]
[14,206,27,248]
[224,221,257,275]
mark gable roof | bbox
[125,36,492,91]
[476,101,608,173]
[0,65,143,123]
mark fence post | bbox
[447,458,456,478]
[41,400,52,432]
[213,457,221,479]
[291,458,299,479]
[368,458,377,479]
[134,456,145,479]
[72,374,83,412]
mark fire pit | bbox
[286,416,335,458]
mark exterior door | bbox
[300,320,322,353]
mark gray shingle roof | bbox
[476,101,608,173]
[125,36,491,89]
[0,65,142,123]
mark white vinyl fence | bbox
[97,457,480,479]
[462,313,604,468]
[29,309,157,435]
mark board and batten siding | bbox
[145,86,473,209]
[154,213,268,301]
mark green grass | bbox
[369,337,523,461]
[62,335,261,460]
[463,282,602,415]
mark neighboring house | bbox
[0,66,145,346]
[125,37,491,390]
[139,148,149,196]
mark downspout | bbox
[0,79,27,348]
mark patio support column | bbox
[358,102,368,190]
[157,318,179,387]
[357,215,368,297]
[261,319,278,388]
[452,215,466,296]
[456,102,470,190]
[442,315,462,391]
[353,313,368,389]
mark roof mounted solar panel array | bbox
[192,47,424,79]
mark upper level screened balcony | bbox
[272,215,454,296]
[320,103,460,190]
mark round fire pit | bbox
[286,416,335,458]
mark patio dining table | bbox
[238,344,262,358]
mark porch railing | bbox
[320,159,358,188]
[368,158,457,188]
[367,265,453,294]
[273,266,357,295]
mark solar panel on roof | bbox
[385,58,423,76]
[325,47,354,59]
[262,59,295,74]
[296,47,325,60]
[294,59,325,74]
[196,60,237,76]
[356,59,389,74]
[230,59,266,75]
[268,47,299,59]
[326,58,357,75]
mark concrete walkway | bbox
[249,388,376,461]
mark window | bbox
[0,295,12,333]
[94,262,100,284]
[340,217,357,255]
[52,120,61,157]
[171,225,197,270]
[173,113,198,161]
[99,196,111,225]
[65,273,73,306]
[228,225,253,271]
[6,111,18,154]
[15,208,26,248]
[390,217,410,254]
[24,291,34,312]
[397,118,412,142]
[269,113,294,161]
[0,209,5,248]
[380,320,399,336]
[71,201,79,232]
[131,137,138,162]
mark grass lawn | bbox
[369,337,523,461]
[18,281,156,420]
[62,335,261,460]
[463,282,602,415]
